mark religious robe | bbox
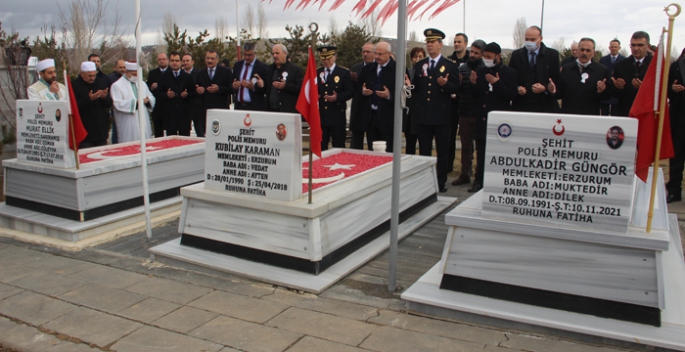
[110,75,155,143]
[27,79,68,101]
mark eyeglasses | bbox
[629,43,646,48]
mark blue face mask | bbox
[524,41,538,51]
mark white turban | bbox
[80,61,97,72]
[125,61,138,71]
[36,59,55,72]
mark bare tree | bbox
[362,10,381,38]
[256,3,269,38]
[330,16,339,37]
[215,16,230,42]
[512,17,526,49]
[155,12,175,56]
[58,0,130,72]
[243,3,255,36]
[408,30,418,42]
[551,37,566,54]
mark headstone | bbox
[483,111,637,233]
[204,109,302,202]
[15,100,75,168]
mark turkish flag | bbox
[66,78,88,150]
[296,46,322,158]
[629,46,673,182]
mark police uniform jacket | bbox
[471,62,518,139]
[410,56,460,132]
[612,53,653,116]
[554,61,612,115]
[317,65,354,127]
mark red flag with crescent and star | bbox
[629,44,673,182]
[66,78,88,150]
[297,46,322,157]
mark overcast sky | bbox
[1,0,682,56]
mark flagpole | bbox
[646,3,680,233]
[63,64,80,170]
[136,0,153,241]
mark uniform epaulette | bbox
[339,66,350,70]
[447,58,456,63]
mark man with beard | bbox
[232,42,269,111]
[666,49,685,203]
[155,51,196,136]
[612,31,653,116]
[508,26,560,113]
[410,29,460,192]
[110,61,155,143]
[71,61,113,148]
[108,59,127,85]
[349,43,376,149]
[147,53,169,137]
[452,39,486,186]
[266,44,303,113]
[469,42,518,193]
[88,53,111,87]
[547,37,611,115]
[447,32,469,174]
[28,59,67,101]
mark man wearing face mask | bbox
[547,38,612,115]
[508,26,560,113]
[469,42,518,193]
[611,31,653,117]
[452,39,486,186]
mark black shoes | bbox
[439,184,448,193]
[667,193,681,204]
[451,176,471,186]
[467,183,482,193]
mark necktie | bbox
[636,60,641,72]
[209,68,214,80]
[430,60,435,71]
[174,71,179,78]
[611,56,616,64]
[530,52,537,67]
[326,68,331,81]
[240,64,250,103]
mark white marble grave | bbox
[403,112,685,344]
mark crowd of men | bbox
[26,26,685,201]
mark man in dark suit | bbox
[508,26,560,113]
[349,43,376,150]
[316,45,354,150]
[560,42,579,67]
[548,38,612,115]
[108,59,127,86]
[411,28,460,193]
[266,44,303,113]
[612,31,652,117]
[358,42,400,153]
[155,51,196,136]
[182,53,204,137]
[196,50,234,132]
[599,39,626,115]
[147,53,169,137]
[666,49,685,203]
[232,42,269,111]
[469,42,518,193]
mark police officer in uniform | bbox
[317,46,354,150]
[410,28,460,192]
